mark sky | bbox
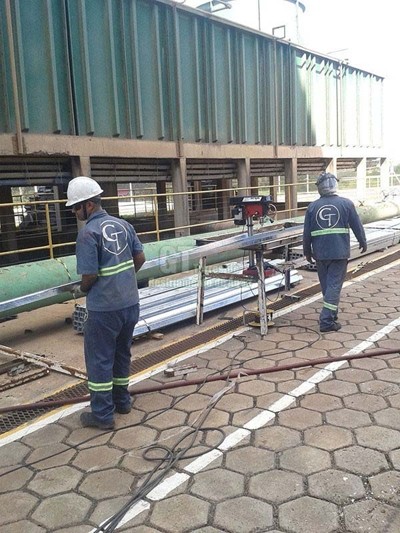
[176,0,400,163]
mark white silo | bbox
[182,0,306,45]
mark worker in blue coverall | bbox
[66,176,145,429]
[303,172,367,333]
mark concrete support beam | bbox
[71,156,91,178]
[270,176,278,202]
[0,186,18,262]
[326,158,337,176]
[156,181,168,226]
[100,181,119,217]
[284,158,298,217]
[192,180,202,212]
[356,158,367,200]
[380,157,390,191]
[171,158,190,237]
[237,158,251,195]
[218,178,232,220]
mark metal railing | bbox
[0,179,384,265]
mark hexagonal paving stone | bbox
[359,380,398,397]
[309,469,365,504]
[237,379,275,396]
[187,408,229,428]
[250,470,304,503]
[326,408,371,428]
[32,493,91,530]
[212,392,253,413]
[90,495,148,528]
[111,425,158,450]
[255,425,301,451]
[390,449,400,469]
[174,393,212,411]
[0,465,33,493]
[344,392,387,412]
[21,424,69,448]
[376,368,400,383]
[344,499,400,532]
[0,442,31,468]
[374,407,400,430]
[355,425,400,452]
[304,425,353,451]
[318,379,358,397]
[214,495,273,533]
[370,471,400,504]
[73,444,122,471]
[388,393,400,408]
[280,446,331,475]
[0,520,45,533]
[134,392,173,412]
[334,445,388,475]
[150,494,209,531]
[278,407,322,430]
[190,468,244,501]
[0,491,38,524]
[279,496,339,533]
[26,443,75,470]
[80,468,135,498]
[49,526,91,533]
[225,446,274,474]
[301,393,343,412]
[334,368,373,384]
[28,465,82,496]
[147,409,187,430]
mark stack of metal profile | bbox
[289,221,400,263]
[73,260,303,338]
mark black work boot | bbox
[320,322,342,333]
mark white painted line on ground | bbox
[105,314,400,530]
[0,328,248,448]
[3,258,398,447]
[3,260,400,532]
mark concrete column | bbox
[380,157,390,191]
[192,180,202,212]
[270,176,278,202]
[326,158,337,176]
[356,158,367,201]
[284,158,298,217]
[218,178,232,220]
[70,156,92,231]
[156,181,168,227]
[71,156,91,178]
[0,186,18,263]
[171,158,190,237]
[237,158,251,196]
[250,174,259,195]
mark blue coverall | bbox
[303,195,367,331]
[76,209,143,424]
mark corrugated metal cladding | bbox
[0,0,383,148]
[90,158,171,182]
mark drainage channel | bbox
[1,248,399,435]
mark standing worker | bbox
[303,172,367,333]
[66,176,145,429]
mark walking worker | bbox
[66,176,145,429]
[303,172,367,333]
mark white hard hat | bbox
[66,176,103,206]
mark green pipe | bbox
[0,226,251,318]
[1,200,400,319]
